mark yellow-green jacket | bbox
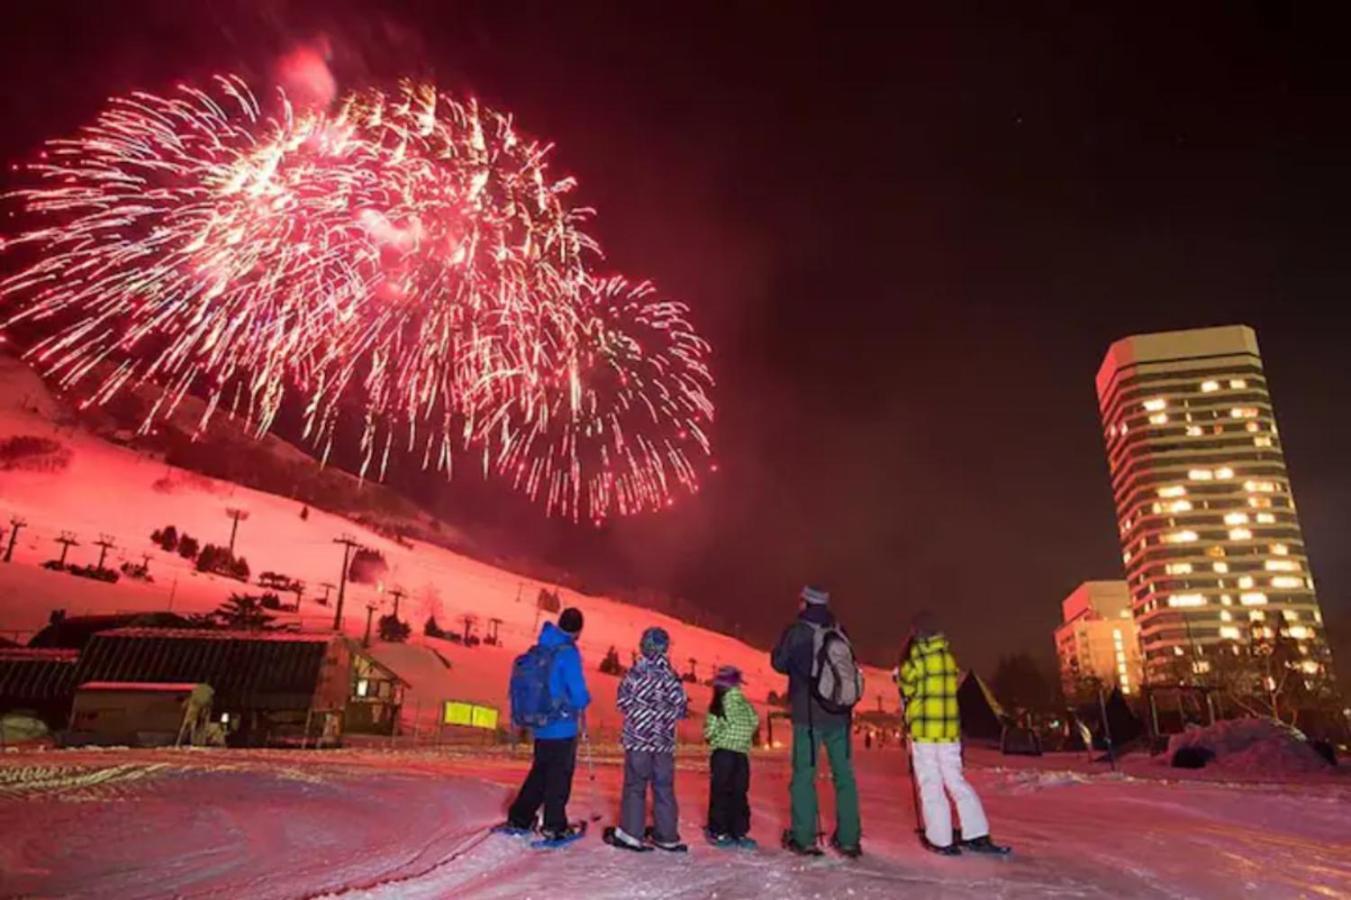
[704,686,759,753]
[895,635,960,743]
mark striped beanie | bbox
[800,585,830,606]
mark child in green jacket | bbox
[704,665,760,846]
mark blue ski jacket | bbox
[533,621,592,739]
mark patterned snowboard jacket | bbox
[617,655,689,753]
[896,634,960,743]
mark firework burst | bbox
[0,77,713,521]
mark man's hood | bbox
[539,620,575,647]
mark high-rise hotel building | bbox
[1095,325,1332,685]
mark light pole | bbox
[225,508,250,558]
[332,535,361,631]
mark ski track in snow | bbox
[1,746,1347,899]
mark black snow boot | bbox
[960,835,1011,856]
[781,828,824,857]
[644,826,688,853]
[829,832,862,859]
[603,826,652,852]
[920,836,961,857]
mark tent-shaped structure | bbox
[958,671,1006,746]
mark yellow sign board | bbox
[442,700,499,730]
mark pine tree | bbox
[212,593,277,630]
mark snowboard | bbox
[530,821,589,849]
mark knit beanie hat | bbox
[910,609,939,637]
[640,626,670,658]
[558,607,584,636]
[800,585,830,606]
[713,665,743,689]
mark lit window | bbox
[1215,467,1234,479]
[1244,480,1276,493]
[1167,593,1206,608]
[1301,660,1320,675]
[1229,379,1247,389]
[1151,502,1163,515]
[1164,530,1198,544]
[1186,425,1204,437]
[1249,610,1266,621]
[1193,660,1212,674]
[1212,562,1229,573]
[1173,646,1185,656]
[1143,398,1167,412]
[1206,545,1227,559]
[1230,407,1258,419]
[1265,559,1298,572]
[1167,500,1192,513]
[1271,543,1289,556]
[1189,468,1214,481]
[1157,485,1187,499]
[1220,594,1233,606]
[1238,575,1255,589]
[1288,625,1310,640]
[1223,512,1249,526]
[1219,626,1241,640]
[1254,436,1272,448]
[1248,496,1271,509]
[1200,380,1220,393]
[1229,528,1252,541]
[1219,610,1232,622]
[356,679,370,698]
[1240,592,1268,606]
[1270,576,1304,589]
[1246,421,1260,433]
[1165,562,1193,575]
[1149,412,1169,425]
[1255,512,1276,524]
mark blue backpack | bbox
[510,643,568,729]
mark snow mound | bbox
[1168,718,1332,776]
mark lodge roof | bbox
[0,648,80,702]
[75,629,338,710]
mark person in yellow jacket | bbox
[895,611,1010,856]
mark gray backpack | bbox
[809,623,865,714]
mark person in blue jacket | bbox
[506,608,592,840]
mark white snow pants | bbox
[911,741,989,848]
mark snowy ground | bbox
[1,745,1346,899]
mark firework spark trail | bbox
[0,78,713,521]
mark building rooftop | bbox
[78,681,203,693]
[1096,324,1260,401]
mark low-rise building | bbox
[1055,581,1143,700]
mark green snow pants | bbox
[790,724,861,848]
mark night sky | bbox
[2,2,1348,679]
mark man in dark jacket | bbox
[770,585,861,856]
[506,607,592,840]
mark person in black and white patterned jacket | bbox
[606,626,689,852]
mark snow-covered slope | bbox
[0,354,894,738]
